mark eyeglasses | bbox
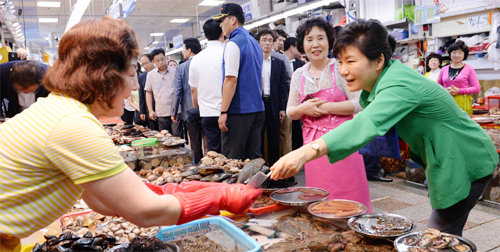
[260,38,274,43]
[153,57,166,63]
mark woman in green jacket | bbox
[270,19,497,236]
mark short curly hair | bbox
[296,18,335,54]
[447,40,469,60]
[43,17,139,109]
[425,52,442,72]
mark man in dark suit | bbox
[284,37,305,71]
[0,60,49,118]
[173,38,203,164]
[284,37,306,150]
[138,54,157,129]
[257,30,290,165]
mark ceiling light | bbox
[65,0,90,32]
[150,33,164,36]
[39,17,59,23]
[144,47,149,50]
[170,18,189,23]
[152,41,159,45]
[37,1,61,7]
[199,0,224,6]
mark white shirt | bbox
[189,40,225,117]
[223,41,240,77]
[123,98,134,112]
[262,54,272,96]
[427,68,441,82]
[18,92,36,110]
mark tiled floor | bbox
[295,170,500,251]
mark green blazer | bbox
[322,60,497,209]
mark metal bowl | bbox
[270,187,329,206]
[308,199,367,220]
[348,213,413,239]
[394,231,477,252]
[472,116,495,124]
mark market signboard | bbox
[122,0,136,19]
[108,1,121,19]
[242,2,252,22]
[173,34,184,49]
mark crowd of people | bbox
[0,2,497,250]
[126,4,306,166]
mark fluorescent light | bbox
[199,0,224,6]
[150,33,164,36]
[65,0,91,33]
[144,47,150,50]
[152,41,159,45]
[37,1,61,7]
[166,48,182,56]
[39,18,59,23]
[170,18,189,23]
[244,0,339,30]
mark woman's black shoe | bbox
[367,174,393,182]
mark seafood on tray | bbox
[249,194,277,209]
[60,211,159,243]
[404,228,472,252]
[309,200,365,218]
[266,212,395,252]
[33,231,119,252]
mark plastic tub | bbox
[156,216,261,252]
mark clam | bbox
[453,244,471,252]
[197,167,224,175]
[404,236,421,246]
[206,151,219,158]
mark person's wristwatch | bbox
[311,142,320,158]
[220,111,228,114]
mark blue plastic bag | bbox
[359,126,401,159]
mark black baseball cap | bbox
[213,3,244,24]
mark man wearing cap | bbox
[215,3,265,160]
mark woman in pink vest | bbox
[437,41,480,114]
[286,18,371,212]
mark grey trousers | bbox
[428,173,493,236]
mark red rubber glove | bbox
[173,184,263,224]
[145,181,228,195]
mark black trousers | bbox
[121,109,134,125]
[428,173,493,236]
[262,98,280,166]
[202,117,221,153]
[157,116,172,133]
[362,154,383,177]
[291,119,303,150]
[187,120,203,164]
[134,111,147,126]
[221,111,265,160]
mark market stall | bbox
[28,185,478,252]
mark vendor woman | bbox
[270,19,497,236]
[286,18,371,211]
[0,17,261,251]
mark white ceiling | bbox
[6,0,246,54]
